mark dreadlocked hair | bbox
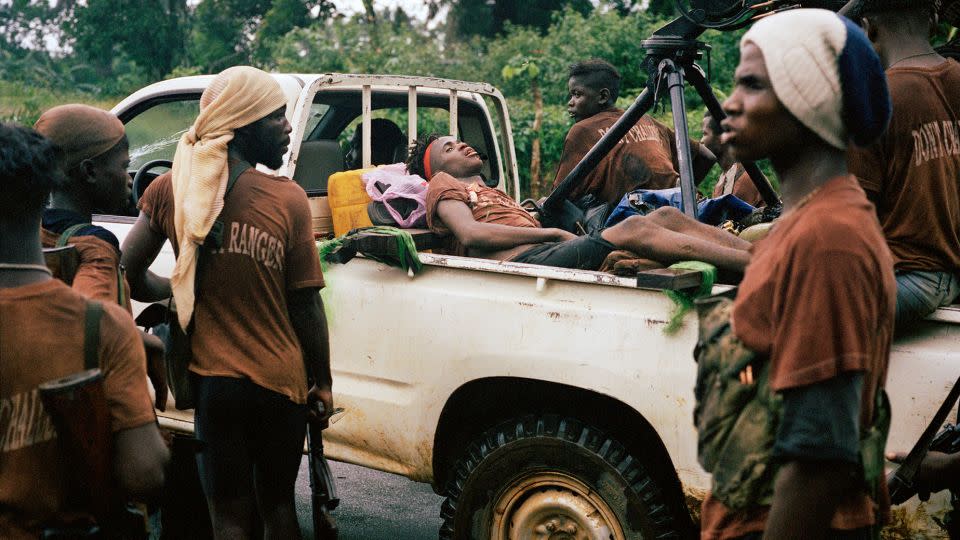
[405,133,440,179]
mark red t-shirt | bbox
[139,168,325,404]
[700,176,896,539]
[552,110,704,205]
[0,280,155,539]
[848,59,960,273]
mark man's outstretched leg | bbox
[644,206,752,251]
[602,214,751,272]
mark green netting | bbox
[663,261,717,334]
[317,226,422,274]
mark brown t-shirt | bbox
[848,59,960,273]
[551,110,704,205]
[425,171,540,256]
[700,176,896,540]
[0,279,156,539]
[40,228,132,311]
[712,164,764,208]
[139,168,325,404]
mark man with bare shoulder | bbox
[407,134,751,272]
[0,123,167,539]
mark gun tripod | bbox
[542,16,781,221]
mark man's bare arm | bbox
[121,212,171,302]
[762,461,857,540]
[287,287,334,426]
[436,199,574,250]
[114,423,169,501]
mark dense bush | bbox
[2,6,774,198]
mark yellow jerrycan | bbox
[327,168,374,237]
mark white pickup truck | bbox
[99,73,960,539]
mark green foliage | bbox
[435,0,593,37]
[2,2,772,201]
[0,79,117,126]
[69,0,187,81]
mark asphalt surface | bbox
[296,458,445,540]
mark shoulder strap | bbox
[226,160,251,199]
[56,223,90,248]
[83,300,104,370]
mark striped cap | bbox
[742,9,891,149]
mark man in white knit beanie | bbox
[696,8,895,540]
[123,66,333,539]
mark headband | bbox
[423,140,435,180]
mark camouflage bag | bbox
[694,292,891,520]
[693,293,782,510]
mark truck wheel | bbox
[439,415,684,540]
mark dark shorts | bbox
[194,375,306,502]
[509,230,615,270]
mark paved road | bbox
[296,458,444,540]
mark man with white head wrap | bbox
[123,66,332,539]
[696,9,895,540]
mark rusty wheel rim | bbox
[490,472,625,540]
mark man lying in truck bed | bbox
[406,134,752,272]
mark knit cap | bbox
[34,104,125,171]
[742,9,891,149]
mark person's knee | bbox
[618,214,652,235]
[895,273,943,326]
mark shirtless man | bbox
[849,0,960,327]
[552,58,716,207]
[407,134,751,272]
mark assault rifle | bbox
[888,375,960,504]
[309,401,340,540]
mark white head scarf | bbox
[170,65,287,330]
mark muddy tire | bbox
[439,415,684,539]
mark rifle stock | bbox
[43,246,80,285]
[39,369,146,539]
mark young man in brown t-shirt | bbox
[33,104,133,308]
[848,0,960,327]
[552,59,716,207]
[122,66,331,539]
[700,9,896,539]
[407,134,751,272]
[0,123,167,539]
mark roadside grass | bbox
[0,81,120,126]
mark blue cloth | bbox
[895,270,960,327]
[42,208,121,251]
[603,187,756,228]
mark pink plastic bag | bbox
[362,163,428,228]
